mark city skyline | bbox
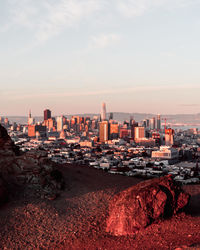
[1,0,200,115]
[2,106,200,117]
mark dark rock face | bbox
[0,124,9,139]
[106,175,190,236]
[0,125,64,203]
[0,177,8,205]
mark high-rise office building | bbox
[146,119,150,128]
[131,122,137,139]
[91,120,98,130]
[120,127,129,139]
[142,119,147,128]
[130,116,134,125]
[99,120,110,142]
[109,112,113,120]
[44,109,51,121]
[57,116,64,132]
[157,114,161,130]
[4,118,9,127]
[44,117,56,131]
[0,117,4,124]
[150,117,156,130]
[28,110,35,125]
[165,128,174,146]
[28,124,47,138]
[110,123,119,139]
[134,127,145,140]
[101,102,106,121]
[72,116,84,124]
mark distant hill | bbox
[5,116,43,125]
[4,113,200,126]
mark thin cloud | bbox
[3,0,103,44]
[2,0,200,46]
[4,84,200,100]
[90,33,120,48]
[116,0,150,18]
[116,0,200,18]
[160,51,176,57]
[36,0,103,43]
[7,0,40,28]
[179,104,200,107]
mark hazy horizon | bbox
[0,110,200,117]
[3,112,200,128]
[2,111,200,117]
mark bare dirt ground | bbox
[0,164,200,250]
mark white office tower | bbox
[57,116,64,132]
[101,102,106,121]
[134,127,145,140]
[150,117,156,130]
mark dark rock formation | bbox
[0,176,8,205]
[106,175,190,236]
[0,125,9,139]
[0,125,64,203]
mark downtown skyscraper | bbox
[101,102,106,121]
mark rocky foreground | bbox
[0,163,200,249]
[106,175,190,236]
[0,125,200,249]
[0,124,64,202]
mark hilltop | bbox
[0,124,200,249]
[0,163,200,249]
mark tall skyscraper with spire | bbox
[28,110,35,125]
[101,102,106,121]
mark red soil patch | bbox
[0,164,200,249]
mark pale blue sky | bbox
[1,0,200,116]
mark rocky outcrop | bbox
[106,175,190,236]
[0,176,8,205]
[0,125,64,203]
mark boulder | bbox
[0,125,64,203]
[106,175,190,236]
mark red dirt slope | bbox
[0,164,200,249]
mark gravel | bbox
[0,164,200,249]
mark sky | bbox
[1,0,200,116]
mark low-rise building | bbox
[152,146,179,164]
